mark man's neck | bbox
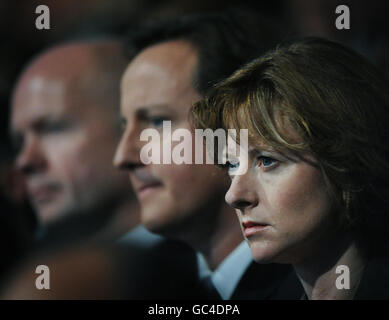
[94,200,140,242]
[36,200,140,248]
[192,204,243,271]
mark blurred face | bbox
[225,143,338,265]
[114,41,230,236]
[11,68,129,224]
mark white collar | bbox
[117,225,164,248]
[197,241,253,300]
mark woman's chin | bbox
[249,242,287,264]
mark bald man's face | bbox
[114,41,230,238]
[11,47,130,224]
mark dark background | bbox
[3,0,389,152]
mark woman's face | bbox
[225,144,338,265]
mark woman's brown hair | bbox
[191,37,389,252]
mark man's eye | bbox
[11,135,24,155]
[120,118,127,131]
[46,123,67,132]
[36,121,73,134]
[224,161,240,174]
[149,116,169,128]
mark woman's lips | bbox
[242,221,269,237]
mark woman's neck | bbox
[294,234,366,300]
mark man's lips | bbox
[135,182,163,198]
[241,220,269,237]
[130,168,163,198]
[137,182,162,192]
[29,185,59,203]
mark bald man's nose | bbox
[16,135,47,175]
[113,128,142,170]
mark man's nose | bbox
[225,173,259,211]
[15,135,46,175]
[113,126,143,170]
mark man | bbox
[114,11,302,299]
[11,40,139,242]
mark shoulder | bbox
[355,255,389,299]
[232,262,303,300]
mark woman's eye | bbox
[257,156,278,169]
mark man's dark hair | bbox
[124,8,285,95]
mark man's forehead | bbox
[122,40,197,86]
[13,70,68,122]
[12,73,66,114]
[17,76,63,99]
[12,42,108,110]
[132,40,197,68]
[21,43,97,77]
[120,40,200,114]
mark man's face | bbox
[114,41,230,237]
[11,68,129,224]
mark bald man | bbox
[10,40,139,242]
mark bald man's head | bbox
[11,40,136,226]
[14,40,127,121]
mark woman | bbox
[191,37,389,299]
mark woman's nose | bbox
[225,174,259,211]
